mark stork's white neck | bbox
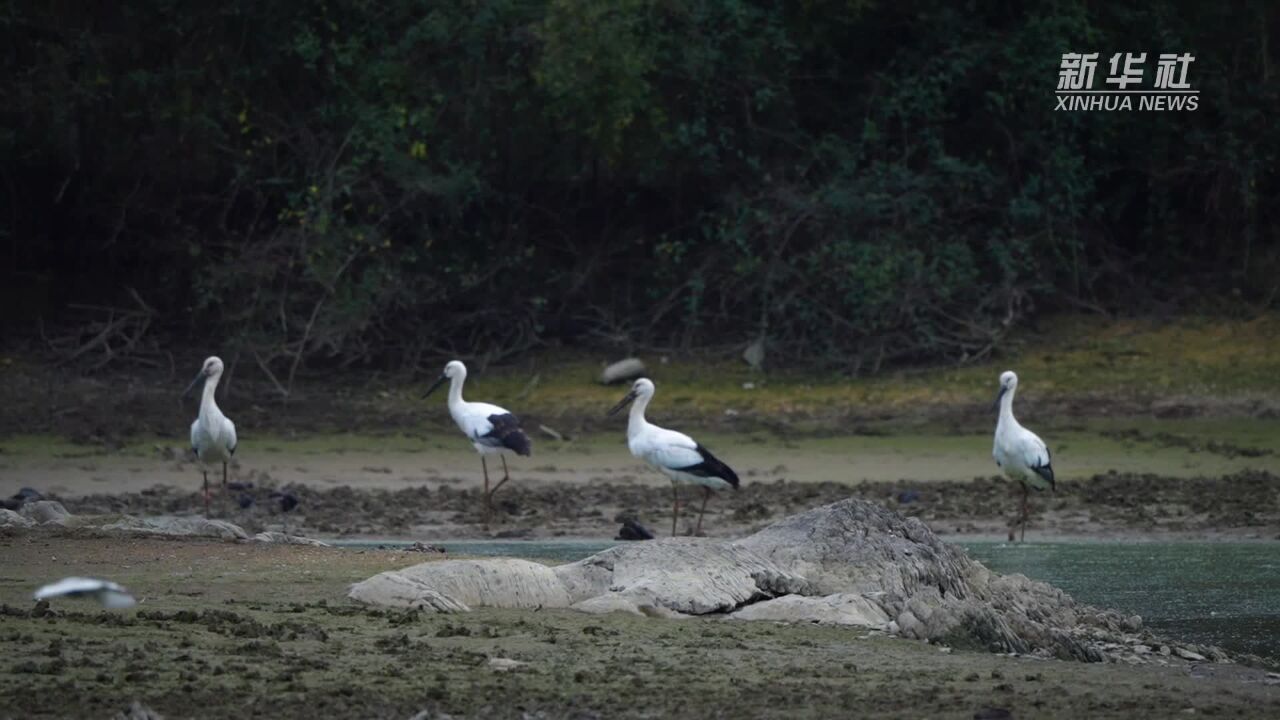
[200,372,223,420]
[627,392,653,440]
[447,372,467,409]
[997,385,1019,433]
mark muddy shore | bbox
[1,537,1278,720]
[22,466,1271,542]
[2,319,1279,717]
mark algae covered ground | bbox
[2,536,1280,720]
[2,314,1279,443]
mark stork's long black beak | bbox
[422,374,448,399]
[183,371,205,399]
[607,390,638,417]
[992,386,1007,412]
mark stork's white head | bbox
[423,360,467,399]
[607,377,655,416]
[632,378,655,398]
[184,356,225,397]
[443,360,467,380]
[994,370,1018,410]
[999,370,1018,390]
[201,356,225,377]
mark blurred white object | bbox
[743,336,765,371]
[600,358,646,385]
[34,577,137,609]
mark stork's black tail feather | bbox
[501,428,532,456]
[486,413,533,456]
[678,444,740,489]
[1032,463,1055,490]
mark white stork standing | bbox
[992,370,1055,541]
[608,378,739,536]
[184,356,238,518]
[422,360,532,521]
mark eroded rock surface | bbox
[0,508,36,530]
[554,538,808,614]
[736,499,1130,660]
[728,592,890,627]
[20,500,72,526]
[349,559,570,612]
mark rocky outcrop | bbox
[345,498,1222,664]
[99,515,250,540]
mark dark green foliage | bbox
[3,0,1277,373]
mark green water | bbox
[964,541,1280,660]
[335,539,1280,659]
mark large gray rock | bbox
[555,538,807,615]
[98,515,249,540]
[345,498,1193,664]
[20,500,72,526]
[349,559,571,612]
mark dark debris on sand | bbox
[56,470,1280,540]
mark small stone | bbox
[615,519,654,542]
[20,501,71,526]
[488,657,527,672]
[1175,647,1206,662]
[0,509,35,529]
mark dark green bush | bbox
[3,0,1276,374]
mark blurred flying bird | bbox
[34,577,137,609]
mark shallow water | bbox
[333,538,1280,659]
